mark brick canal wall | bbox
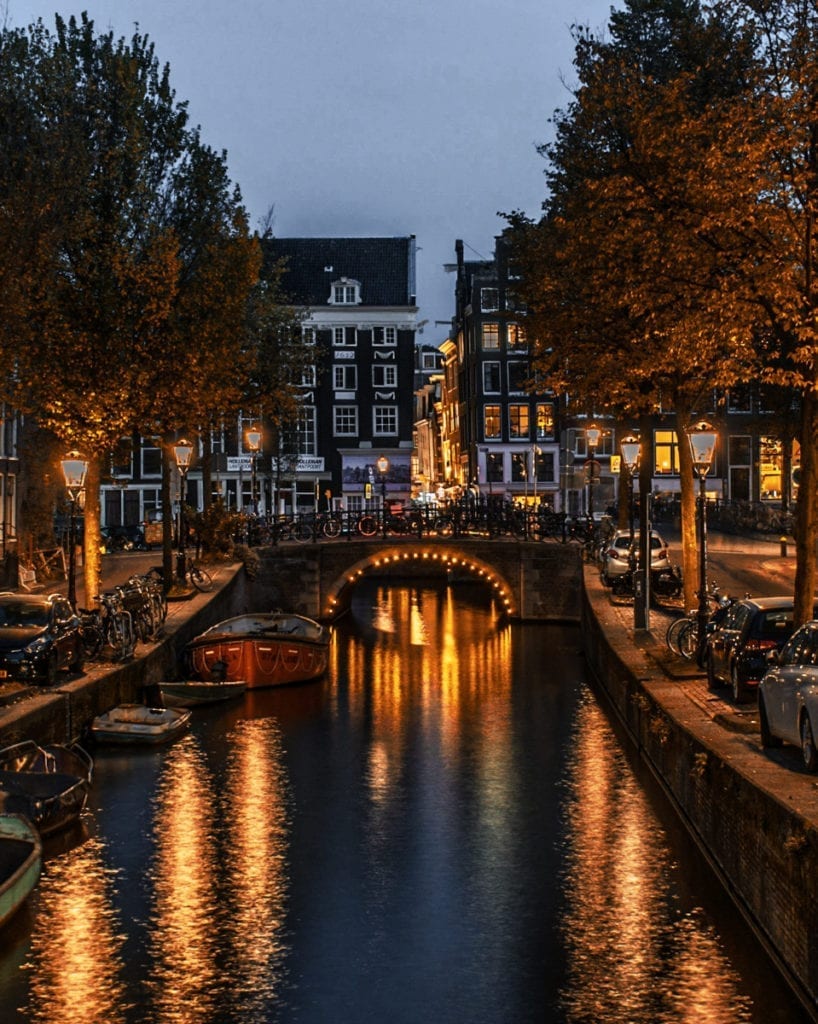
[581,570,818,1021]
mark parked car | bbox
[704,596,818,703]
[0,593,84,686]
[758,620,818,770]
[600,529,670,585]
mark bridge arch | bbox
[322,545,516,620]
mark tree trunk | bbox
[794,390,817,626]
[82,457,103,610]
[161,436,174,587]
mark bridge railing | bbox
[241,504,608,548]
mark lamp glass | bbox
[687,421,717,475]
[245,426,262,452]
[173,439,194,471]
[61,451,88,491]
[620,436,640,474]
[586,425,601,449]
[377,455,389,475]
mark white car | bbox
[758,620,818,770]
[600,529,671,586]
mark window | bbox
[333,326,356,347]
[330,279,360,304]
[507,361,528,393]
[480,287,499,312]
[481,323,499,350]
[760,436,783,499]
[535,450,555,483]
[141,438,161,477]
[654,429,680,474]
[302,326,316,345]
[511,452,527,482]
[484,405,501,439]
[298,406,317,455]
[334,406,358,436]
[486,451,503,484]
[483,362,501,394]
[507,323,527,350]
[509,404,530,439]
[421,351,440,370]
[727,386,752,413]
[374,326,397,346]
[373,406,398,435]
[372,365,397,388]
[536,403,554,439]
[334,365,358,390]
[300,364,316,388]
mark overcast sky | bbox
[6,0,616,340]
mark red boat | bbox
[186,612,330,690]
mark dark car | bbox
[704,596,818,704]
[0,593,84,686]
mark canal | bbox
[0,578,810,1023]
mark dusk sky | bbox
[6,0,616,339]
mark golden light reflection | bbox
[220,718,290,1017]
[25,836,128,1024]
[560,693,754,1023]
[146,738,221,1022]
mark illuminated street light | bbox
[619,434,644,628]
[60,451,88,609]
[686,420,718,666]
[245,424,262,516]
[377,455,389,508]
[172,438,194,585]
[585,423,602,520]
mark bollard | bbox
[780,535,788,558]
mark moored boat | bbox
[159,678,247,707]
[90,704,191,745]
[0,740,93,836]
[186,611,330,690]
[0,814,41,929]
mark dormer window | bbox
[329,277,361,305]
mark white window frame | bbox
[483,361,501,394]
[374,326,397,347]
[372,365,397,388]
[333,364,358,390]
[333,326,356,347]
[373,405,399,436]
[333,405,358,436]
[480,287,499,312]
[300,364,316,388]
[329,279,360,305]
[298,406,317,455]
[481,323,499,350]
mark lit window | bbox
[654,429,680,474]
[536,403,554,439]
[509,404,530,439]
[373,406,398,435]
[507,323,527,350]
[481,323,499,350]
[484,405,501,439]
[333,406,358,436]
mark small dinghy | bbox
[0,814,41,930]
[0,740,93,836]
[90,704,191,745]
[158,679,247,707]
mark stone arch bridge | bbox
[246,537,582,622]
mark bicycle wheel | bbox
[357,515,378,538]
[665,616,690,656]
[189,565,214,592]
[323,517,342,539]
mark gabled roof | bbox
[264,236,417,308]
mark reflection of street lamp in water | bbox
[60,451,88,609]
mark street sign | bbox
[584,459,601,481]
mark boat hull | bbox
[0,814,41,929]
[187,613,330,690]
[0,741,93,837]
[90,705,191,745]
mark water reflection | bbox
[24,836,128,1024]
[559,691,754,1023]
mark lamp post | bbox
[620,434,640,544]
[585,423,601,520]
[245,424,262,515]
[60,451,88,609]
[172,438,194,585]
[377,455,389,509]
[480,447,493,497]
[686,420,718,666]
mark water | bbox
[0,579,810,1023]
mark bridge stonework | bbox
[244,539,582,623]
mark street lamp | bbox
[377,455,389,509]
[172,438,194,585]
[620,434,640,543]
[686,420,718,666]
[60,451,88,609]
[585,423,602,520]
[245,424,262,516]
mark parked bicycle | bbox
[146,562,214,593]
[78,589,135,662]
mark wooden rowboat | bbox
[159,679,247,707]
[90,704,191,745]
[0,814,41,929]
[0,740,93,836]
